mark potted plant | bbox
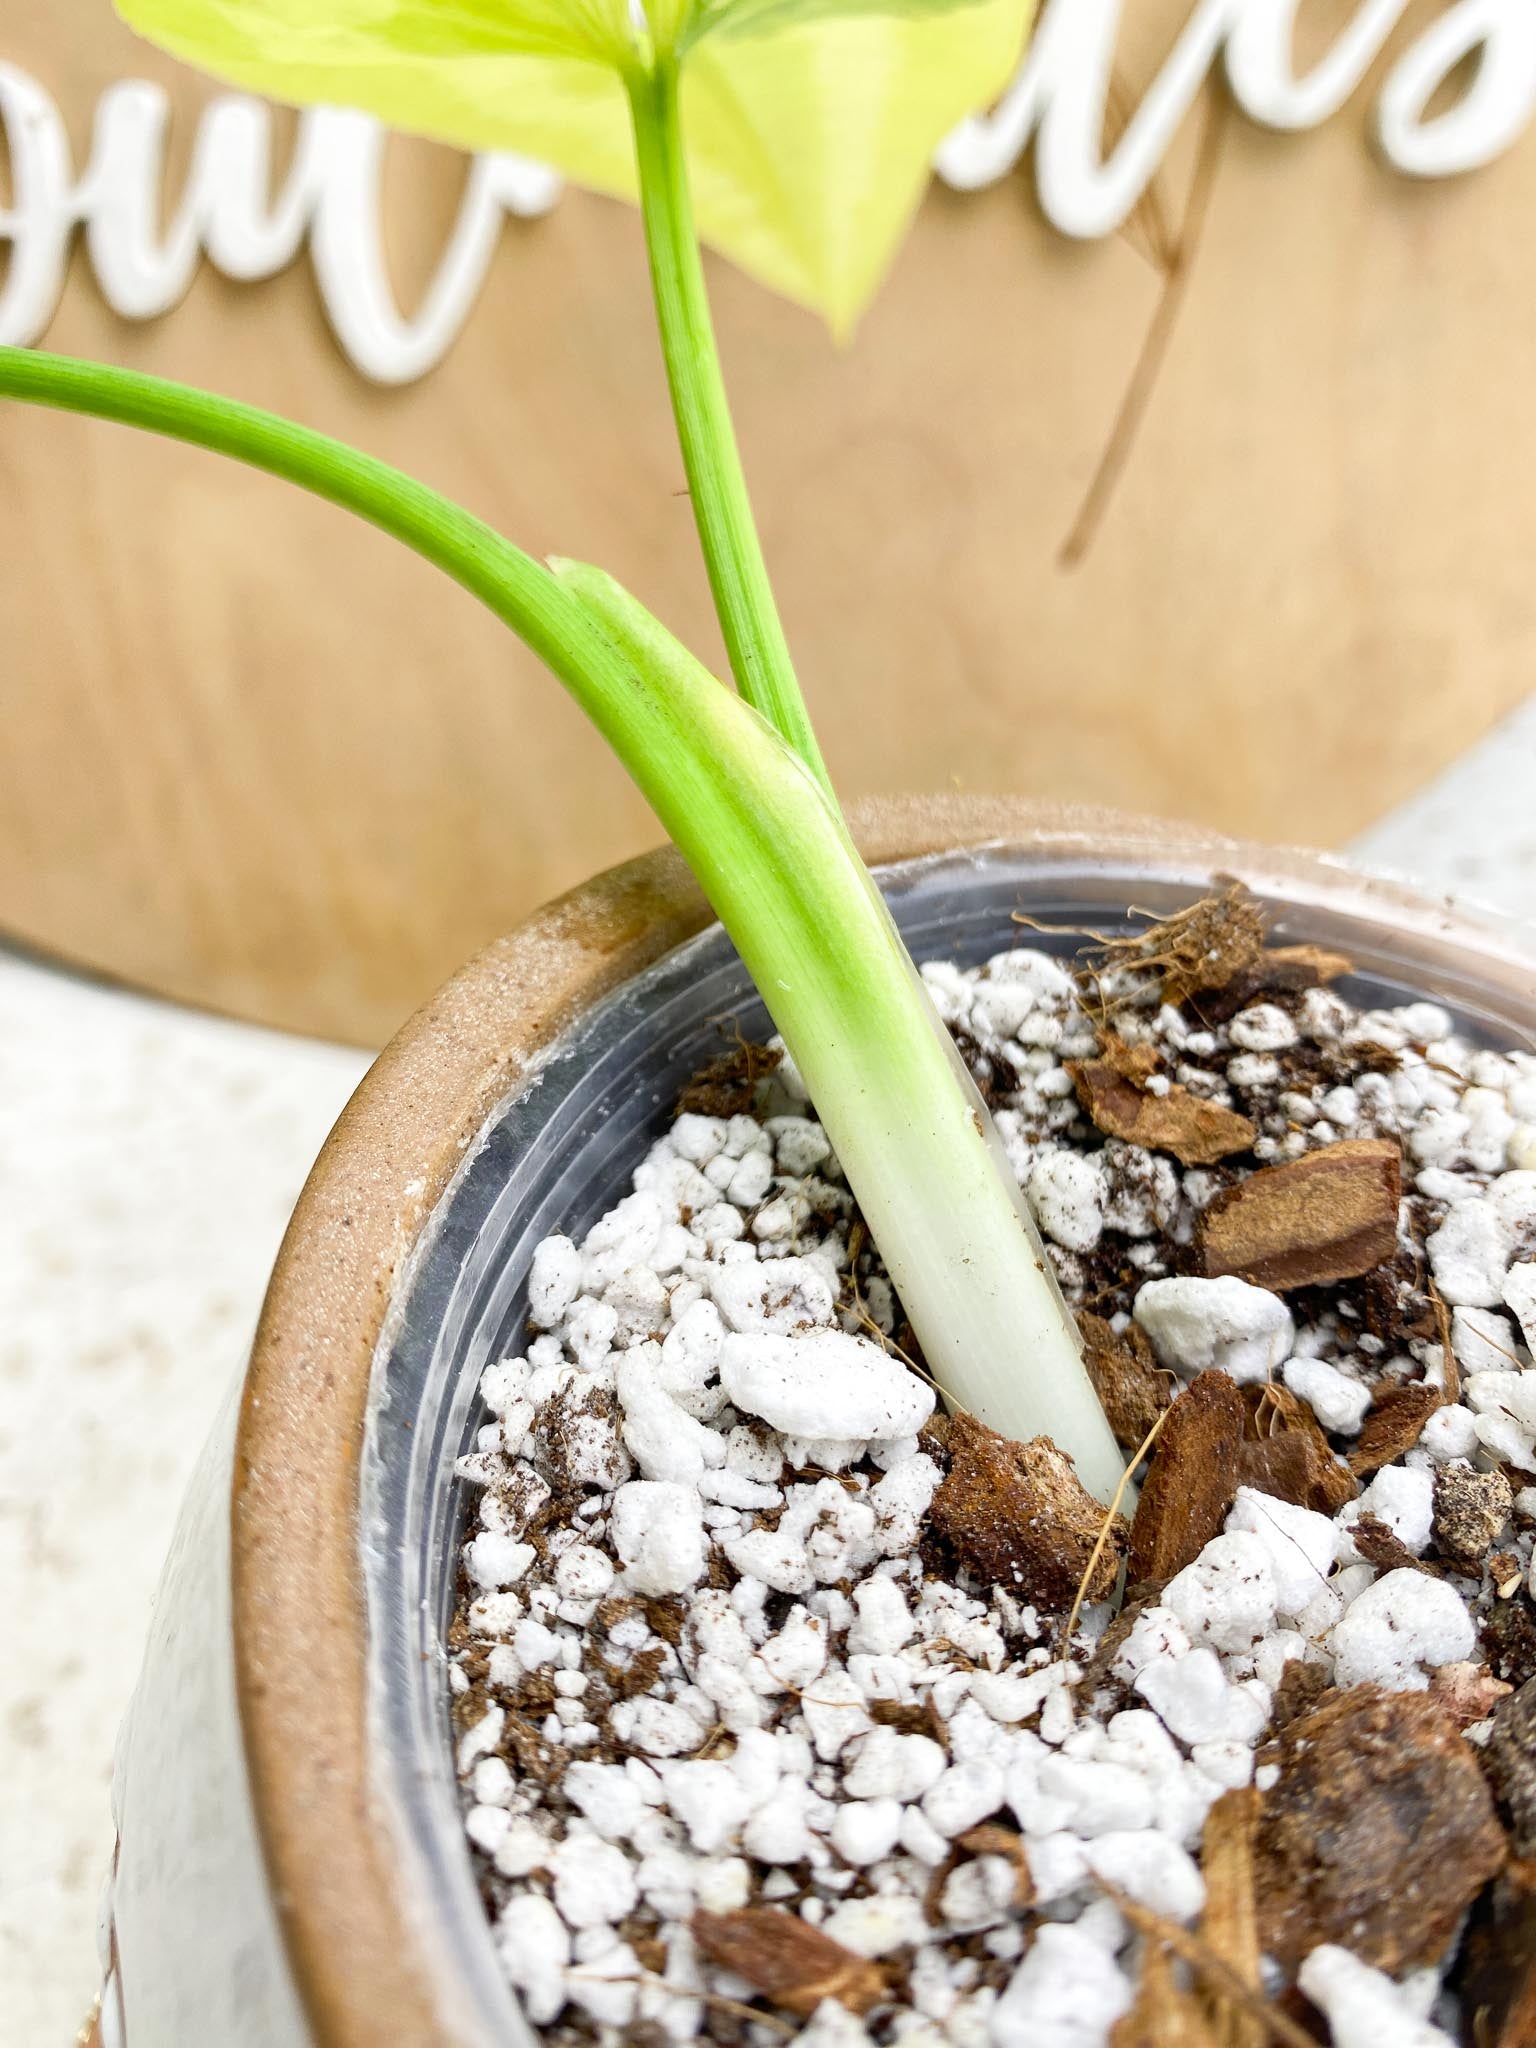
[20,6,1536,2045]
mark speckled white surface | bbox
[5,716,1535,2047]
[1350,695,1536,927]
[0,959,367,2048]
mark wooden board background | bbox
[4,1,1535,1044]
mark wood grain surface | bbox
[3,1,1534,1044]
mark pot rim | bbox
[234,796,1532,2046]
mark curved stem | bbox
[0,345,1121,1499]
[0,348,659,758]
[626,58,830,791]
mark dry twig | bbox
[1097,1885,1317,2048]
[1060,88,1230,567]
[1064,1402,1170,1645]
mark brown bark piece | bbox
[1486,1676,1536,1855]
[1236,1431,1358,1516]
[641,1597,687,1645]
[1096,1035,1161,1084]
[691,1908,888,2017]
[1351,1514,1437,1578]
[1070,1058,1257,1166]
[1268,1659,1331,1733]
[1237,1385,1358,1516]
[924,1412,1124,1610]
[1264,943,1354,982]
[1348,1381,1444,1477]
[1484,1600,1536,1690]
[869,1696,950,1747]
[1197,1139,1402,1291]
[1433,1464,1514,1568]
[1198,1789,1265,2048]
[1128,1371,1246,1586]
[1255,1686,1507,1973]
[1194,943,1354,1024]
[1111,1940,1222,2047]
[1079,1312,1171,1452]
[1461,1861,1536,2048]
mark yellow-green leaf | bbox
[683,10,1028,332]
[691,0,1010,38]
[114,0,1033,332]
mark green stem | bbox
[560,562,1125,1504]
[0,351,814,945]
[0,346,1121,1501]
[0,350,652,763]
[625,57,830,791]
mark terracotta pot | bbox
[93,798,1536,2048]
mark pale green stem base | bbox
[561,564,1126,1503]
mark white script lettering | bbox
[0,65,561,384]
[937,0,1535,232]
[3,0,1535,383]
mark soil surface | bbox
[448,891,1536,2048]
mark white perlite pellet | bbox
[720,1328,934,1441]
[1283,1356,1373,1435]
[1226,1489,1337,1616]
[991,1921,1134,2047]
[1026,1149,1107,1252]
[1428,1200,1512,1308]
[448,947,1536,2046]
[1297,1946,1455,2048]
[1133,1276,1294,1385]
[1327,1570,1476,1691]
[1504,1262,1536,1351]
[608,1482,707,1595]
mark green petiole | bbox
[0,342,1121,1499]
[624,55,829,789]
